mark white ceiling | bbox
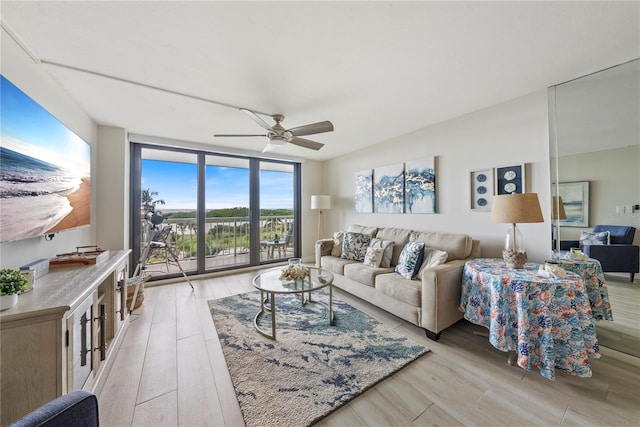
[2,1,639,161]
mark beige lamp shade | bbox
[552,196,567,220]
[491,193,544,224]
[311,195,331,210]
[311,195,330,240]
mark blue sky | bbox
[1,75,91,174]
[142,160,293,210]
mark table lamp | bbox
[311,195,331,240]
[491,193,544,268]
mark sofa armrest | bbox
[583,244,639,273]
[315,238,335,267]
[419,259,466,333]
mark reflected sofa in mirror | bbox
[548,59,640,357]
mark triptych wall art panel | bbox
[374,163,405,213]
[405,157,436,214]
[354,169,373,213]
[470,163,526,211]
[355,157,437,214]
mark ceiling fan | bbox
[214,108,334,152]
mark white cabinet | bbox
[0,250,131,426]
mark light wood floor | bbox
[595,274,640,357]
[99,271,640,426]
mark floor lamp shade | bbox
[311,195,331,240]
[491,193,544,268]
[311,195,331,210]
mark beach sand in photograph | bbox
[46,177,91,233]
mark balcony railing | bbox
[141,215,294,263]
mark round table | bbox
[460,258,600,380]
[252,266,334,340]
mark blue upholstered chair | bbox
[580,225,639,282]
[8,390,99,427]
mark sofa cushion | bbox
[410,231,472,261]
[344,263,394,287]
[331,231,344,257]
[395,241,425,279]
[369,238,394,268]
[580,230,610,247]
[320,256,358,275]
[375,273,421,306]
[347,224,378,237]
[341,232,371,261]
[418,248,448,274]
[364,246,385,268]
[375,227,411,266]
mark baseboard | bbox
[600,346,640,367]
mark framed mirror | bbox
[548,59,640,357]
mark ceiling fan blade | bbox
[213,134,266,137]
[240,108,273,131]
[289,136,325,151]
[287,121,334,137]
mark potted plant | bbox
[0,268,29,311]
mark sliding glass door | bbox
[204,156,251,270]
[130,142,300,281]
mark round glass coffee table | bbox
[252,266,334,340]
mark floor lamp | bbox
[311,195,331,240]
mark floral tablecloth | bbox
[553,257,613,321]
[460,258,600,380]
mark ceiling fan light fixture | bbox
[268,135,288,146]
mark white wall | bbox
[96,126,130,250]
[0,28,98,268]
[322,91,553,263]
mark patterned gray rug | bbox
[208,291,429,427]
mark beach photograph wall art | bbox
[1,75,91,242]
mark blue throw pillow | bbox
[395,241,425,279]
[341,232,371,262]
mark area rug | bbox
[208,291,429,427]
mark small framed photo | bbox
[495,164,525,195]
[470,168,493,211]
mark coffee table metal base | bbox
[253,286,334,340]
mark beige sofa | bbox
[315,225,480,340]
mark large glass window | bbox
[130,143,300,281]
[259,162,295,262]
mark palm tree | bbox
[141,188,166,214]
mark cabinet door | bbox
[68,295,94,391]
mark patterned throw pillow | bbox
[395,241,425,280]
[368,238,394,268]
[579,230,610,247]
[341,232,371,261]
[331,231,344,257]
[363,247,384,268]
